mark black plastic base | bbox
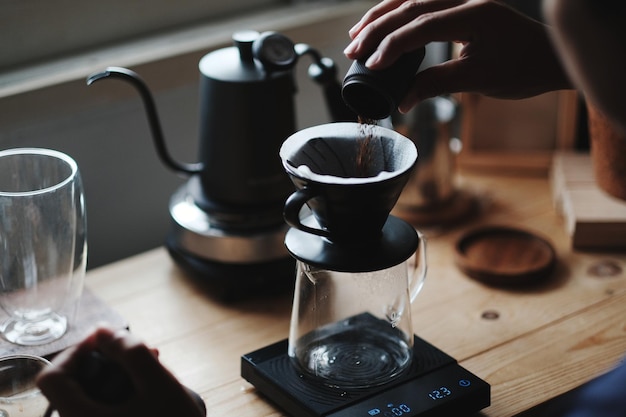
[242,316,490,417]
[166,235,295,301]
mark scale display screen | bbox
[326,362,486,417]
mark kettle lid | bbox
[199,30,297,82]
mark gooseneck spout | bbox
[87,67,204,175]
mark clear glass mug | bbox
[287,231,427,389]
[0,148,87,346]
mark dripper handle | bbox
[409,230,428,303]
[283,187,331,238]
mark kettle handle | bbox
[296,44,357,123]
[86,67,203,176]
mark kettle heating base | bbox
[166,236,295,300]
[241,328,490,417]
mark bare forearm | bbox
[345,0,573,112]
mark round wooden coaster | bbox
[455,225,557,287]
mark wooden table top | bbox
[85,170,626,417]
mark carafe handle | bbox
[409,230,428,303]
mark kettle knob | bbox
[233,30,260,65]
[252,31,298,72]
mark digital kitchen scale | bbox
[241,333,490,417]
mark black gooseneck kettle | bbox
[87,31,355,299]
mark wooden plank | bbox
[551,152,626,248]
[199,292,626,417]
[80,171,626,417]
[556,90,580,149]
[465,291,626,417]
[457,90,578,174]
[457,150,554,175]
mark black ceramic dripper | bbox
[280,122,419,272]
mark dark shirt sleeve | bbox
[563,359,626,417]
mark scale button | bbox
[459,379,471,387]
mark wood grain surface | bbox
[83,169,626,417]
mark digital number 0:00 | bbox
[383,404,411,416]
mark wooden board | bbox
[0,288,128,358]
[551,151,626,249]
[82,169,626,417]
[457,90,579,175]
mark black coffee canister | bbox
[342,47,426,120]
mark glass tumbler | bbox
[0,354,51,417]
[0,148,87,346]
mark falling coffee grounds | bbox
[356,116,377,177]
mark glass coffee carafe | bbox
[280,123,427,389]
